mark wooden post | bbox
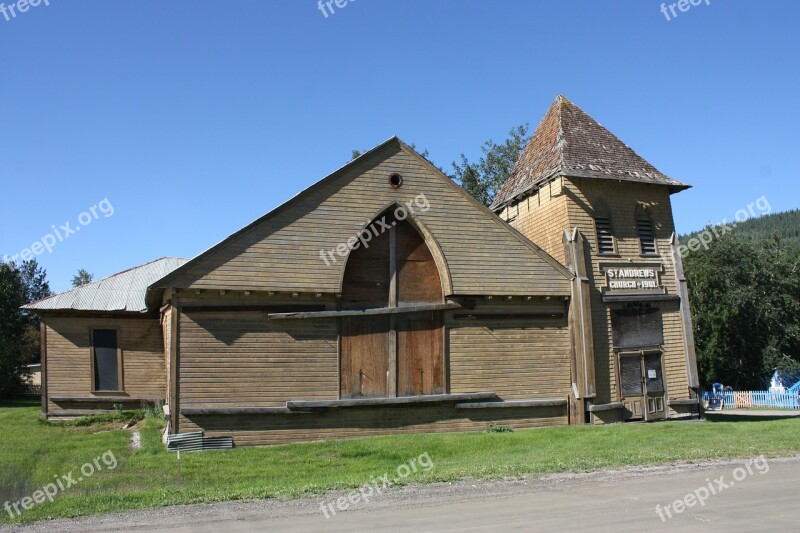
[388,226,397,397]
[169,295,181,433]
[40,319,48,416]
[564,228,596,423]
[670,233,700,388]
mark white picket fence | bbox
[702,390,800,409]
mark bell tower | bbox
[493,96,700,424]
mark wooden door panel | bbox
[644,353,666,419]
[341,232,390,308]
[624,398,643,419]
[398,260,442,303]
[396,221,442,304]
[340,214,444,399]
[620,355,644,420]
[340,316,390,398]
[397,312,444,396]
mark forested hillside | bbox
[681,209,800,249]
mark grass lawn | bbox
[2,401,800,524]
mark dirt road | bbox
[5,456,799,532]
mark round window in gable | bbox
[388,173,403,189]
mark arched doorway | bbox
[340,210,444,398]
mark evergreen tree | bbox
[72,269,94,287]
[0,263,27,398]
[19,259,51,304]
[16,260,53,364]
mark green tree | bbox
[17,259,52,364]
[19,259,51,304]
[450,124,530,207]
[757,236,800,379]
[685,233,800,389]
[72,268,94,287]
[0,263,27,398]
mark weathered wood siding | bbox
[180,405,568,447]
[661,302,691,406]
[178,309,339,410]
[160,142,570,297]
[449,318,571,400]
[43,315,166,415]
[504,176,693,414]
[174,293,572,444]
[563,178,689,406]
[498,178,570,266]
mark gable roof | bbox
[491,95,690,211]
[150,137,572,296]
[23,257,189,313]
[149,136,404,291]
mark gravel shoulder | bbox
[4,455,799,533]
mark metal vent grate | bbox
[167,432,233,452]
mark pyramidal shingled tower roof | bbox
[491,95,690,210]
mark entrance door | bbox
[340,210,444,398]
[619,352,666,421]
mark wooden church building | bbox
[24,96,700,446]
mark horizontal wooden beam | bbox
[286,392,497,409]
[183,304,326,314]
[50,396,163,404]
[601,294,680,303]
[455,398,567,409]
[453,313,565,321]
[181,407,314,416]
[47,410,125,419]
[587,402,625,412]
[668,398,699,406]
[269,302,463,320]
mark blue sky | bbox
[1,0,798,292]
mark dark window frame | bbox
[90,327,123,393]
[610,305,665,350]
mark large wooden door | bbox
[619,352,666,421]
[340,211,444,398]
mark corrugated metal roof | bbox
[23,257,189,313]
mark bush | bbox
[486,423,514,433]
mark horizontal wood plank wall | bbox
[166,144,570,296]
[448,305,571,400]
[661,302,691,407]
[498,179,570,266]
[44,316,166,415]
[179,310,338,408]
[180,404,568,447]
